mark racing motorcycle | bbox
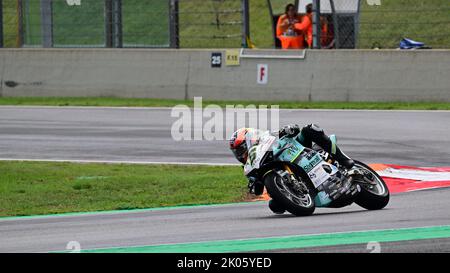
[246,131,390,216]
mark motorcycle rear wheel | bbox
[353,161,390,210]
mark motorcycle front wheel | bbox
[264,168,315,216]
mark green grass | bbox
[0,161,248,217]
[2,0,21,47]
[2,0,170,47]
[357,0,450,49]
[179,0,242,48]
[122,0,170,47]
[20,0,41,46]
[2,0,450,48]
[0,97,449,110]
[248,0,274,48]
[52,0,105,46]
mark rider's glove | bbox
[248,176,264,196]
[279,124,301,138]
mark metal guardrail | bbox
[240,48,306,59]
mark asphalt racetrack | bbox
[0,106,449,166]
[0,106,449,253]
[1,188,450,253]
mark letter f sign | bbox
[257,64,268,85]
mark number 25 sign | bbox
[211,53,222,68]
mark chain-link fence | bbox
[292,0,450,49]
[0,0,248,48]
[7,0,173,48]
[305,0,450,49]
[1,0,449,49]
[178,0,247,48]
[314,0,361,49]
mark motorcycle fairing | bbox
[275,137,331,189]
[274,136,346,207]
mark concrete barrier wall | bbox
[1,48,449,102]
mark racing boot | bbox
[332,146,355,170]
[301,124,355,169]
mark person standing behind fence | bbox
[320,16,334,48]
[276,4,304,49]
[294,3,313,49]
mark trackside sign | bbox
[257,64,268,85]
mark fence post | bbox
[169,0,179,48]
[354,0,361,48]
[0,0,3,48]
[312,0,321,49]
[40,0,53,48]
[17,0,24,47]
[329,0,339,49]
[241,0,250,48]
[105,0,112,47]
[111,0,122,48]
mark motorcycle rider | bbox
[229,124,354,213]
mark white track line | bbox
[0,158,240,166]
[0,105,449,113]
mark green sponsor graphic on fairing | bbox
[300,154,323,173]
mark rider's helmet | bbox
[229,128,249,164]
